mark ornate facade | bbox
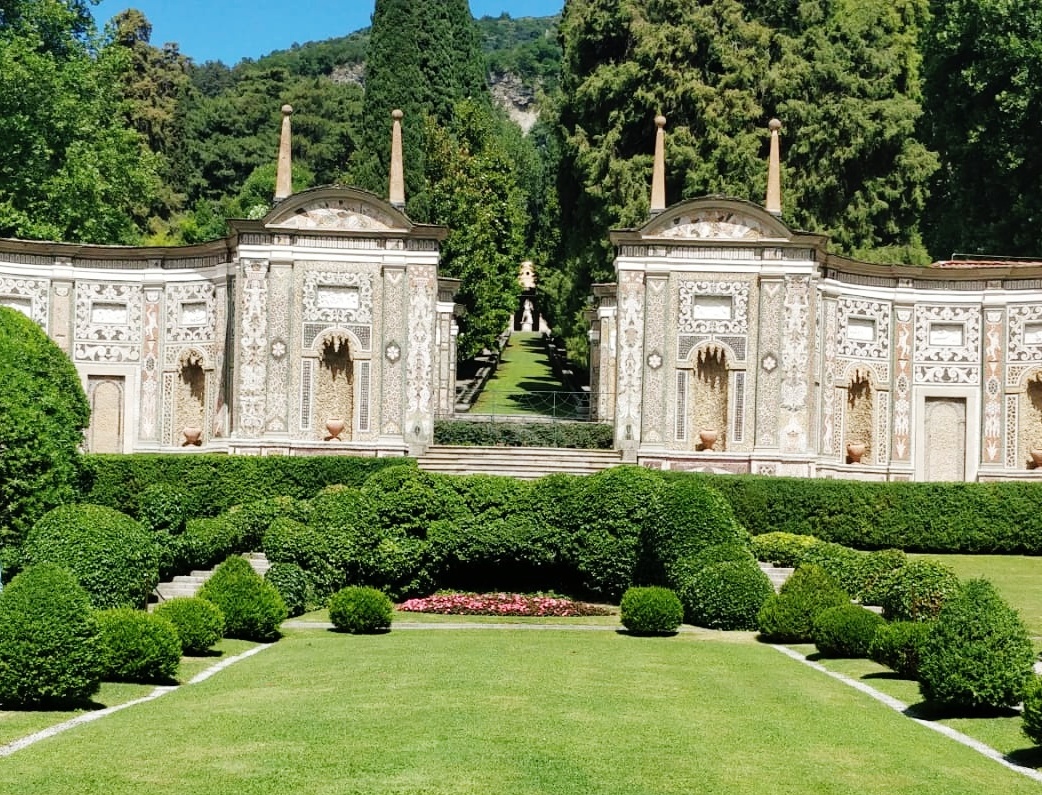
[590,195,1042,482]
[0,186,460,457]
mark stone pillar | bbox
[405,264,437,453]
[755,277,784,448]
[615,269,646,460]
[236,259,269,438]
[379,263,406,438]
[640,272,669,447]
[264,257,293,434]
[982,306,1005,466]
[779,275,813,454]
[891,306,914,461]
[274,105,293,201]
[138,285,163,444]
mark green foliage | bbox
[223,496,310,551]
[361,466,465,538]
[23,504,159,609]
[856,549,908,605]
[800,541,866,600]
[677,559,774,631]
[0,306,90,546]
[138,484,194,535]
[179,516,241,571]
[869,620,931,679]
[0,6,161,243]
[569,466,665,600]
[198,556,287,642]
[757,564,850,643]
[328,586,394,634]
[877,559,959,622]
[264,562,313,618]
[152,597,225,655]
[263,517,346,601]
[687,475,1042,555]
[433,420,615,449]
[620,586,683,635]
[95,608,181,683]
[0,563,101,708]
[918,579,1035,710]
[751,532,821,567]
[1022,676,1042,747]
[83,453,410,518]
[812,604,886,659]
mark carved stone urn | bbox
[1030,449,1042,468]
[182,426,202,447]
[325,418,346,441]
[698,429,718,451]
[846,441,866,464]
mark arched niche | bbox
[688,343,730,452]
[312,329,356,441]
[174,348,208,446]
[843,367,874,464]
[1021,370,1042,467]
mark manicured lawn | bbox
[915,554,1042,636]
[0,628,1038,793]
[0,638,256,746]
[472,332,583,418]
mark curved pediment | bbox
[264,186,411,233]
[641,197,792,241]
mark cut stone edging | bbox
[0,643,274,757]
[772,644,1042,785]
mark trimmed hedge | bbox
[198,556,287,642]
[433,420,614,449]
[0,563,101,707]
[677,558,774,631]
[869,620,931,679]
[82,454,412,519]
[676,473,1042,554]
[265,562,312,618]
[812,604,886,658]
[918,578,1035,710]
[1022,676,1042,746]
[328,586,393,634]
[620,587,683,635]
[95,608,181,683]
[23,504,159,609]
[757,564,850,643]
[877,560,960,622]
[153,597,225,655]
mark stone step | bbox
[152,552,271,604]
[758,563,794,593]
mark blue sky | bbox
[90,1,564,65]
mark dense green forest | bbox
[2,0,1041,364]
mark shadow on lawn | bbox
[903,700,1020,721]
[1005,747,1042,768]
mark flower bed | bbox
[397,593,613,617]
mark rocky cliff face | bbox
[489,72,540,132]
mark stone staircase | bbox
[153,552,270,603]
[758,562,794,593]
[417,445,623,479]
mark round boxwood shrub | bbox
[757,564,850,643]
[328,586,394,634]
[869,620,932,679]
[619,586,683,636]
[855,549,907,605]
[137,484,194,535]
[95,608,181,683]
[198,556,287,642]
[263,517,345,601]
[877,559,960,622]
[153,597,225,655]
[0,563,102,707]
[677,559,774,631]
[918,578,1035,710]
[0,306,90,546]
[265,562,312,618]
[1022,676,1042,746]
[23,504,159,609]
[812,604,886,658]
[360,466,465,538]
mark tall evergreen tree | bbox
[920,0,1042,259]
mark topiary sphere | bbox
[812,603,886,658]
[869,620,932,679]
[23,504,159,609]
[198,556,287,642]
[1022,676,1042,746]
[95,608,182,683]
[265,562,312,618]
[877,559,960,622]
[0,306,90,545]
[328,586,394,634]
[619,586,684,636]
[918,578,1035,710]
[0,563,102,707]
[678,559,774,631]
[153,597,225,655]
[757,563,850,643]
